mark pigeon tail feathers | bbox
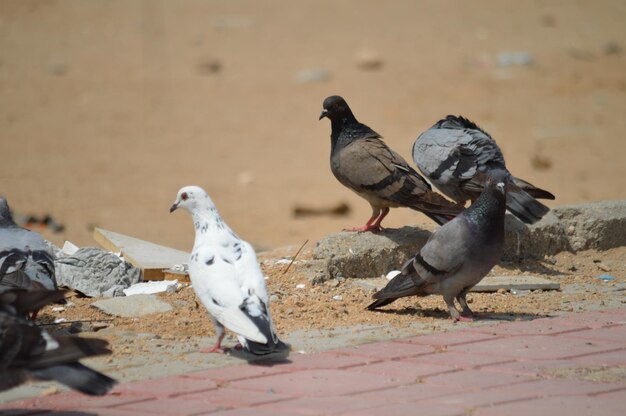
[32,363,116,396]
[505,187,550,224]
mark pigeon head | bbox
[170,186,215,214]
[484,170,509,202]
[0,197,14,225]
[319,95,354,121]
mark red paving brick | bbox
[3,308,626,416]
[468,318,589,336]
[559,325,626,343]
[331,340,434,359]
[433,378,621,408]
[230,368,412,397]
[250,395,385,415]
[406,350,514,369]
[448,333,619,360]
[114,375,217,397]
[338,400,464,416]
[421,369,533,390]
[473,395,626,416]
[395,329,500,347]
[346,359,457,379]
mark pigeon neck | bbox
[330,112,358,141]
[465,188,506,235]
[190,206,234,242]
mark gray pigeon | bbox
[0,197,58,295]
[412,115,554,224]
[319,96,463,232]
[0,289,116,395]
[170,186,290,357]
[367,169,508,321]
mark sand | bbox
[0,0,625,254]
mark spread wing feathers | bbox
[191,245,268,344]
[338,139,462,215]
[368,217,470,309]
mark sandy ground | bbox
[1,0,625,253]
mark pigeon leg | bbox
[370,207,390,230]
[200,320,226,353]
[457,288,488,320]
[444,294,462,321]
[457,288,474,317]
[345,207,382,232]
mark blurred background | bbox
[1,0,625,252]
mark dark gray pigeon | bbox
[367,170,508,321]
[0,289,116,395]
[319,96,463,232]
[412,115,554,224]
[0,197,58,294]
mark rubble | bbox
[55,247,142,297]
[313,200,626,279]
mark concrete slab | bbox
[91,294,173,317]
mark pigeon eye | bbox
[181,192,188,201]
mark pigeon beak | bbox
[169,203,179,213]
[319,109,328,120]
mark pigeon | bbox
[412,115,555,224]
[367,169,508,321]
[170,186,290,356]
[0,289,116,395]
[319,96,463,232]
[0,197,59,319]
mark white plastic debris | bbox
[54,318,67,324]
[51,307,65,312]
[170,264,188,273]
[386,270,401,280]
[264,276,270,280]
[332,295,343,301]
[123,280,179,296]
[296,350,307,355]
[275,259,292,265]
[61,241,80,256]
[296,284,306,289]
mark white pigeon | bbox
[170,186,290,356]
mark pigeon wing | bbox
[189,245,268,344]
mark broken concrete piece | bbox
[93,228,190,280]
[350,275,559,293]
[56,247,141,297]
[313,200,626,279]
[553,200,626,251]
[91,294,173,317]
[471,275,560,292]
[123,280,179,296]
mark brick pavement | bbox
[2,308,625,416]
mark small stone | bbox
[355,50,384,70]
[269,294,280,302]
[497,288,507,294]
[327,279,340,288]
[295,68,330,83]
[332,295,343,301]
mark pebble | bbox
[295,68,330,83]
[332,295,343,301]
[354,50,384,70]
[497,288,507,294]
[270,294,280,302]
